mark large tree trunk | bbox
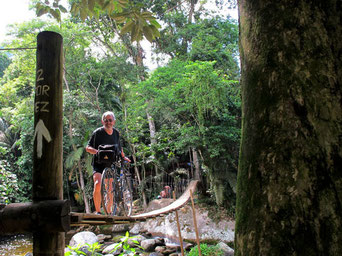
[235,1,342,255]
[192,147,200,180]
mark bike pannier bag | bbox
[97,144,120,165]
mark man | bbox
[160,186,171,198]
[86,111,130,214]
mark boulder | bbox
[217,242,234,256]
[131,204,235,244]
[102,243,122,254]
[69,231,98,247]
[154,246,166,253]
[145,199,174,212]
[141,238,157,252]
[127,235,146,247]
[111,223,130,233]
[97,234,112,243]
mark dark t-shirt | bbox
[87,127,122,173]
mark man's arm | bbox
[86,145,98,155]
[121,149,131,162]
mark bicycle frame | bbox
[101,159,133,216]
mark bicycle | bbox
[100,158,133,216]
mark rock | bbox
[111,223,131,233]
[97,234,111,240]
[102,243,122,254]
[184,243,193,250]
[148,253,164,256]
[129,222,142,235]
[154,237,165,246]
[127,235,146,247]
[69,231,98,247]
[217,242,234,256]
[133,204,235,244]
[163,246,178,254]
[68,231,99,256]
[154,246,166,253]
[146,199,174,212]
[141,238,157,252]
[97,234,112,243]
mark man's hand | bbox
[86,146,98,155]
[123,156,131,163]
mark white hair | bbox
[102,111,116,121]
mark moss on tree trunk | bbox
[235,1,342,255]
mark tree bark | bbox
[192,147,201,180]
[235,1,342,255]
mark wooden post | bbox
[33,31,64,255]
[173,191,185,256]
[190,189,201,256]
[0,200,70,234]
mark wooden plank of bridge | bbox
[33,31,64,255]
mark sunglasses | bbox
[104,119,113,123]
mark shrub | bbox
[186,243,224,256]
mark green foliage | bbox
[65,241,102,255]
[65,243,87,256]
[149,2,240,78]
[0,52,11,78]
[186,243,224,256]
[86,242,102,256]
[34,0,161,42]
[0,160,19,204]
[126,58,240,207]
[1,0,240,210]
[111,231,142,255]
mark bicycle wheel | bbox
[120,174,133,216]
[101,167,117,215]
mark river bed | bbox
[0,234,32,256]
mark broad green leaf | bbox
[131,23,139,42]
[150,25,161,37]
[58,5,67,13]
[37,6,49,17]
[120,20,134,35]
[118,0,128,5]
[49,9,61,22]
[111,14,126,23]
[150,19,161,28]
[143,25,153,42]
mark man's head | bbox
[101,111,116,129]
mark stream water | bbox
[0,234,32,256]
[0,233,182,255]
